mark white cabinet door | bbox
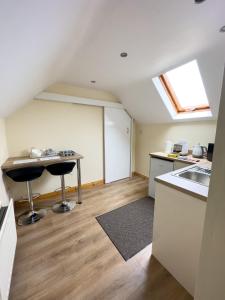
[153,183,206,296]
[174,160,190,171]
[0,199,17,300]
[149,157,174,198]
[104,107,131,183]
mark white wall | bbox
[194,71,225,300]
[0,118,9,206]
[135,121,217,177]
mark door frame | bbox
[103,107,132,184]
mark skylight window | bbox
[152,60,212,120]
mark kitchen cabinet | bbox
[173,160,189,170]
[0,199,17,300]
[149,157,174,198]
[152,182,206,296]
[149,155,196,198]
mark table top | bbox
[1,153,83,171]
[150,152,208,165]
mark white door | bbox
[104,107,131,183]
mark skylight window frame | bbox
[159,73,210,114]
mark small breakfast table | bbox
[1,153,84,204]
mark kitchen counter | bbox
[150,151,208,165]
[155,161,211,201]
[152,152,210,295]
[153,169,207,296]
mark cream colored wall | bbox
[5,100,104,199]
[5,83,130,200]
[5,83,120,199]
[0,118,9,206]
[46,83,137,170]
[135,121,217,177]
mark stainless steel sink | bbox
[174,166,211,187]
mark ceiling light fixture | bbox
[120,52,128,57]
[194,0,206,3]
[220,25,225,32]
[90,80,96,83]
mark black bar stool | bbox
[46,162,76,213]
[6,166,46,225]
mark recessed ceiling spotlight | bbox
[120,52,128,57]
[90,80,96,83]
[220,25,225,32]
[194,0,206,3]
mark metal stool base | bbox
[52,200,76,213]
[18,209,47,226]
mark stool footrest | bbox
[52,200,76,213]
[18,209,47,226]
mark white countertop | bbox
[155,161,212,201]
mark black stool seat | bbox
[46,162,76,213]
[46,162,76,176]
[6,166,45,182]
[6,166,46,226]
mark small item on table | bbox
[30,147,43,158]
[44,148,59,157]
[178,140,189,156]
[164,141,174,154]
[30,147,58,158]
[168,153,179,158]
[59,150,76,157]
[173,144,183,153]
[192,143,207,158]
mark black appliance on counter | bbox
[207,143,214,162]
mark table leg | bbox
[77,159,82,204]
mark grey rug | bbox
[96,197,154,261]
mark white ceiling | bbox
[0,0,103,116]
[0,0,225,122]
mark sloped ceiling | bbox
[1,0,225,123]
[0,0,103,116]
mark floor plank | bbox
[10,176,192,300]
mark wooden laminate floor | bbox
[10,176,192,300]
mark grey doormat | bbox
[96,197,154,261]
